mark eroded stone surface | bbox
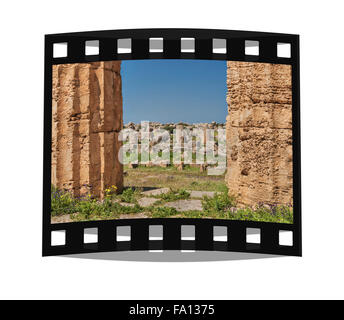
[226,61,293,206]
[52,61,123,198]
[165,199,203,212]
[141,188,170,196]
[187,190,215,198]
[138,197,159,207]
[119,202,135,207]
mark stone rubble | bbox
[165,199,203,212]
[187,190,215,198]
[137,197,159,207]
[141,187,170,196]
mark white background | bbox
[1,0,343,300]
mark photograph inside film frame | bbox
[51,59,293,224]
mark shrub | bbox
[154,189,190,202]
[202,190,236,214]
[225,205,293,224]
[51,186,78,216]
[118,187,141,203]
[51,185,144,220]
[72,198,143,221]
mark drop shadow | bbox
[57,228,289,261]
[64,228,286,261]
[64,250,284,262]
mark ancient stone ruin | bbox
[122,121,225,170]
[51,61,123,198]
[51,60,293,206]
[225,61,293,206]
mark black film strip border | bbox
[43,29,301,257]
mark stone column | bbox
[52,61,123,198]
[226,61,293,206]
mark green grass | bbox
[151,189,190,202]
[174,210,205,219]
[151,189,190,205]
[51,183,293,224]
[148,206,178,218]
[187,180,227,193]
[226,205,293,223]
[51,185,78,216]
[124,165,226,192]
[202,191,237,214]
[200,190,293,223]
[71,199,143,221]
[51,185,143,221]
[124,163,208,174]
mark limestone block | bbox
[226,61,293,206]
[52,61,123,198]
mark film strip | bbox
[43,28,301,257]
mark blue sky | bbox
[121,60,227,124]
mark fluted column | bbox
[52,61,123,198]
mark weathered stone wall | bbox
[226,61,293,206]
[52,61,123,198]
